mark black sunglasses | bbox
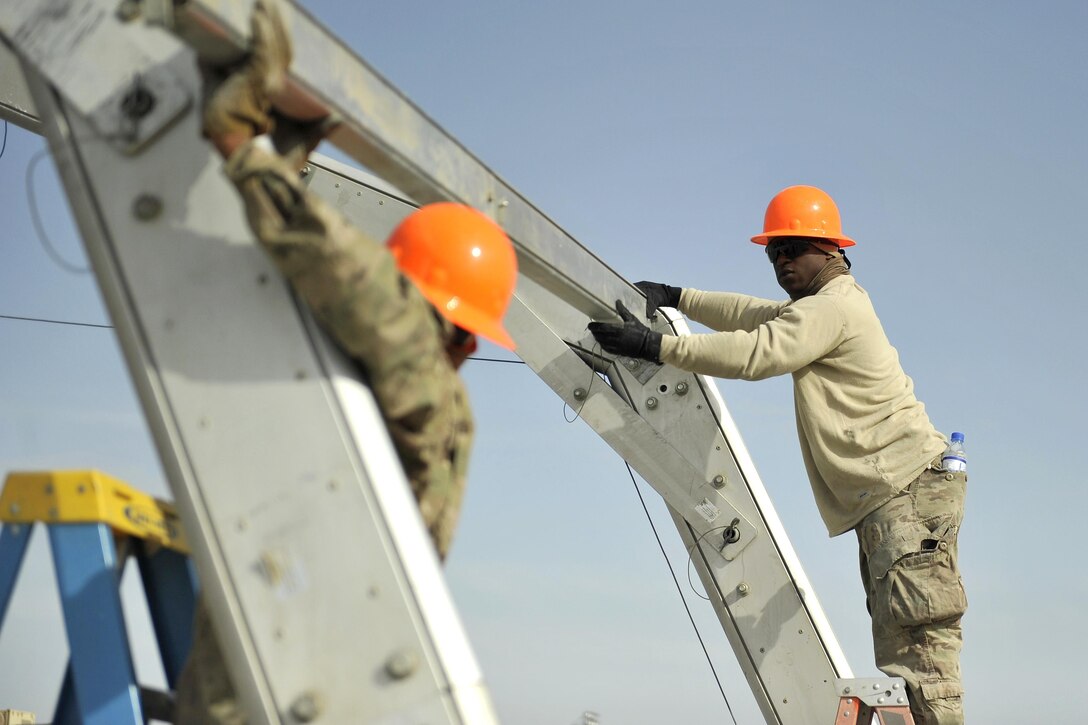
[451,325,474,347]
[765,237,822,263]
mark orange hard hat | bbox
[750,185,856,248]
[387,203,518,350]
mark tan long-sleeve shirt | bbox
[659,275,946,535]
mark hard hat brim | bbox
[751,229,856,247]
[415,280,517,351]
[450,304,517,351]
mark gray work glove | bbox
[588,301,662,363]
[635,281,682,320]
[200,0,292,141]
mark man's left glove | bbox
[588,301,662,363]
[635,281,682,320]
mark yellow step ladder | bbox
[0,471,195,725]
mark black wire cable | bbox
[467,356,524,364]
[563,339,603,423]
[681,524,737,602]
[25,147,91,274]
[0,312,111,329]
[624,462,740,725]
[1,120,8,161]
[0,314,540,349]
[470,353,739,720]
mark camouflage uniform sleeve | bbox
[223,139,473,560]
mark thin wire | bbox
[683,525,733,601]
[1,120,8,161]
[467,356,524,364]
[563,339,601,423]
[0,313,112,329]
[25,147,91,274]
[624,462,739,724]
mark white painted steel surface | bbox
[3,4,496,723]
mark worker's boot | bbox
[200,0,292,146]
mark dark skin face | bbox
[444,325,477,370]
[769,239,839,297]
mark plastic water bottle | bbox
[941,432,967,472]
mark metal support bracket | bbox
[0,0,191,152]
[835,677,912,709]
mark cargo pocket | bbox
[920,680,963,700]
[919,680,964,720]
[870,518,967,627]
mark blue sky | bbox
[2,1,1087,722]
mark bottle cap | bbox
[950,432,964,442]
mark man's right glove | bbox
[588,301,662,363]
[635,281,682,320]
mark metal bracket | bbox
[617,355,664,385]
[0,1,191,153]
[835,677,911,708]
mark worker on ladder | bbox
[176,2,518,722]
[590,186,967,724]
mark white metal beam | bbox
[1,3,498,722]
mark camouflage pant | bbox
[175,599,245,725]
[856,462,967,724]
